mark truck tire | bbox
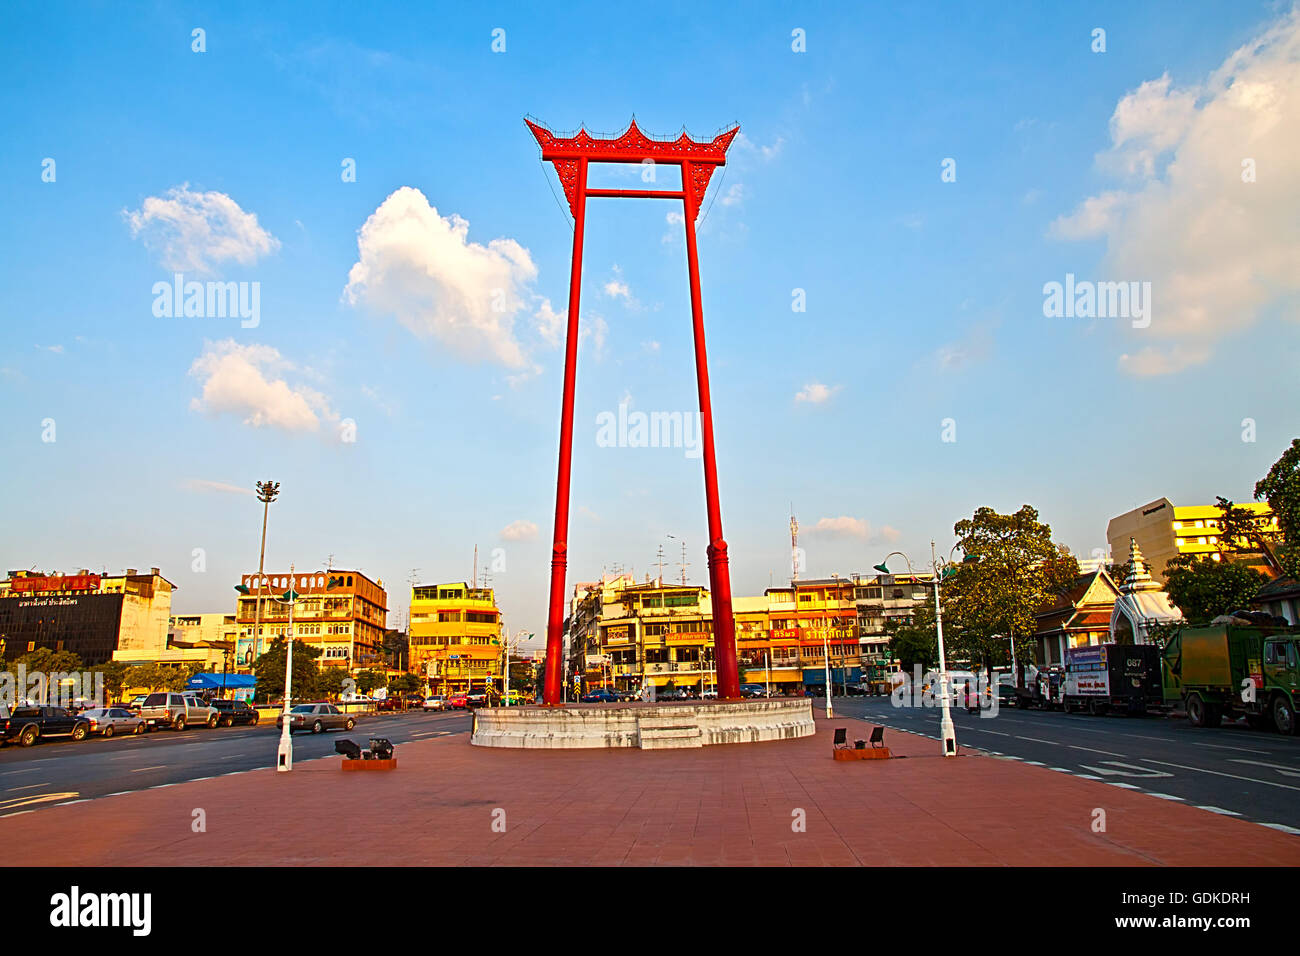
[71,724,88,741]
[174,716,186,731]
[1062,698,1073,714]
[1187,693,1210,727]
[1272,695,1298,735]
[207,714,218,728]
[18,725,38,747]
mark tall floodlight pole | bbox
[528,117,741,704]
[250,480,279,672]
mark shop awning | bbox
[185,673,257,690]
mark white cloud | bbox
[734,132,785,160]
[719,184,745,207]
[808,516,870,539]
[580,316,608,359]
[343,187,539,368]
[1050,9,1300,375]
[124,185,280,275]
[934,320,996,370]
[189,339,336,432]
[533,298,566,348]
[500,519,538,541]
[36,344,64,354]
[604,279,631,299]
[795,382,840,404]
[183,478,255,497]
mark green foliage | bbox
[1254,438,1300,578]
[355,668,387,694]
[943,505,1072,667]
[316,667,346,699]
[12,647,85,673]
[388,673,420,695]
[885,596,938,672]
[92,660,133,699]
[251,638,322,703]
[1163,554,1266,624]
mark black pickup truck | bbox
[0,705,92,747]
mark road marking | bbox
[105,791,134,797]
[1069,745,1127,757]
[219,754,246,759]
[412,732,435,737]
[1141,758,1300,792]
[1230,759,1300,777]
[1197,805,1243,816]
[149,784,175,790]
[1049,768,1073,773]
[4,783,47,792]
[0,810,34,818]
[1200,743,1273,754]
[1079,761,1173,779]
[1014,736,1055,744]
[1260,822,1300,834]
[1075,774,1103,780]
[1105,782,1142,789]
[965,728,1010,736]
[0,791,79,811]
[55,799,89,806]
[1023,761,1045,766]
[1147,793,1185,801]
[131,765,167,773]
[189,776,214,782]
[3,768,39,775]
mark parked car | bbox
[81,707,145,737]
[446,693,469,709]
[466,691,488,708]
[210,698,259,727]
[610,688,639,702]
[579,687,620,703]
[276,702,356,734]
[126,694,149,712]
[1,705,92,746]
[739,683,769,698]
[657,688,691,702]
[137,693,220,730]
[422,695,447,711]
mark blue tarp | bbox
[186,673,257,690]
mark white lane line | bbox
[1014,736,1055,744]
[1023,761,1046,766]
[965,728,1010,736]
[55,799,89,806]
[149,784,175,790]
[3,768,39,774]
[1075,774,1103,780]
[1141,757,1300,792]
[219,754,246,760]
[105,791,134,797]
[131,766,167,773]
[1147,793,1185,801]
[1049,768,1073,773]
[189,776,214,782]
[1230,759,1300,777]
[4,783,47,792]
[1197,805,1243,816]
[1260,822,1300,835]
[1069,745,1127,757]
[0,810,34,818]
[1105,782,1142,790]
[1200,743,1273,754]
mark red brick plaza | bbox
[7,718,1297,866]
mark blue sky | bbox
[2,1,1298,650]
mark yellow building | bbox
[409,582,503,694]
[1107,498,1277,581]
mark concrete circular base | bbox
[470,697,816,749]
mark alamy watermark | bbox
[1,666,105,709]
[152,273,260,328]
[595,402,702,459]
[1043,273,1151,329]
[891,666,999,717]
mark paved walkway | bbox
[5,716,1297,866]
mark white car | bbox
[422,695,446,711]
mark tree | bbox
[128,663,171,693]
[316,666,346,700]
[388,673,420,696]
[355,668,387,695]
[251,638,322,703]
[14,648,85,673]
[92,661,133,701]
[1164,554,1266,624]
[885,597,938,673]
[943,505,1074,676]
[1254,438,1300,578]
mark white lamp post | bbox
[275,566,301,772]
[875,543,965,758]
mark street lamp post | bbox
[875,543,966,758]
[274,566,301,772]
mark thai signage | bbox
[8,574,101,594]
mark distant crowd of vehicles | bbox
[935,619,1300,735]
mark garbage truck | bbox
[1061,643,1163,716]
[1161,622,1300,732]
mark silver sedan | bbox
[82,707,146,737]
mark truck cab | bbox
[1164,624,1300,733]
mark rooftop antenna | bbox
[655,544,666,584]
[679,541,689,585]
[472,545,478,588]
[790,508,799,583]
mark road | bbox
[0,709,472,816]
[832,694,1300,833]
